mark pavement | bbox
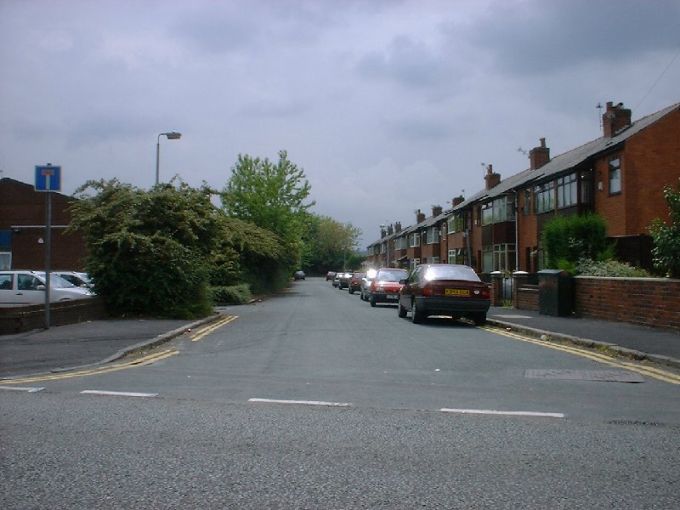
[1,306,679,380]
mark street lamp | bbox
[155,131,182,185]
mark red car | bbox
[367,268,408,307]
[397,264,490,325]
[348,272,365,294]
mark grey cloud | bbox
[239,99,310,118]
[356,35,447,89]
[465,0,680,75]
[386,116,454,141]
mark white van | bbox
[0,271,94,307]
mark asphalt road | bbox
[2,277,679,509]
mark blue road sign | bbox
[35,165,62,192]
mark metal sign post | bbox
[35,164,61,329]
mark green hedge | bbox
[210,284,252,305]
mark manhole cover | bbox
[525,369,645,383]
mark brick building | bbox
[0,178,87,271]
[367,101,680,273]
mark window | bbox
[17,274,42,291]
[409,233,421,247]
[482,197,515,225]
[396,237,407,250]
[482,244,516,272]
[447,214,464,234]
[448,249,466,265]
[0,253,10,271]
[410,258,420,270]
[557,173,577,209]
[481,203,493,226]
[0,273,12,290]
[609,157,621,194]
[426,226,440,244]
[431,256,440,264]
[535,181,555,214]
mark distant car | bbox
[397,263,490,325]
[348,272,365,294]
[360,268,377,301]
[326,271,337,281]
[294,270,306,280]
[337,271,352,289]
[0,270,94,307]
[367,267,408,307]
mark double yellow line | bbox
[190,315,238,342]
[483,326,680,385]
[0,349,179,386]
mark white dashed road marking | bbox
[0,386,45,393]
[249,398,352,407]
[81,390,158,398]
[440,408,565,418]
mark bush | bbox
[210,284,252,305]
[649,179,680,278]
[542,213,612,268]
[574,258,651,278]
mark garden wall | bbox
[0,298,107,335]
[574,276,680,331]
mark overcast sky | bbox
[1,0,679,247]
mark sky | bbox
[1,0,679,248]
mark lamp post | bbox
[155,131,182,186]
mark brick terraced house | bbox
[366,101,680,274]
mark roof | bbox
[367,102,680,247]
[452,102,680,210]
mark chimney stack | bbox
[416,209,426,224]
[387,224,394,235]
[395,222,402,232]
[529,137,550,170]
[484,164,501,190]
[432,205,443,217]
[603,101,632,137]
[452,195,465,207]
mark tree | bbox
[69,179,221,318]
[221,151,315,273]
[649,179,680,278]
[301,214,362,273]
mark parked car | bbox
[348,272,365,294]
[0,270,94,307]
[360,268,377,301]
[54,271,92,288]
[367,268,408,307]
[397,263,490,325]
[337,271,352,289]
[294,270,306,280]
[326,271,337,281]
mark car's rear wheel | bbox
[369,295,377,307]
[398,300,407,318]
[348,287,354,294]
[411,300,424,324]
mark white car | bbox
[0,270,94,307]
[54,271,93,288]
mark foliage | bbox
[649,179,680,278]
[572,258,651,278]
[221,151,315,273]
[210,284,252,305]
[542,213,612,268]
[300,214,362,273]
[69,179,222,318]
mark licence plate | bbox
[387,294,398,299]
[445,288,470,297]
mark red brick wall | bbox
[574,276,680,330]
[516,285,539,311]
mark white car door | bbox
[15,273,48,305]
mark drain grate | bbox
[525,369,645,383]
